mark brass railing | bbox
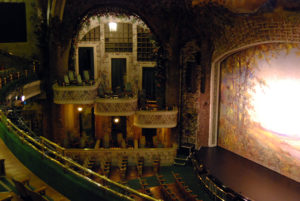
[0,111,161,201]
[198,174,226,201]
[191,155,252,201]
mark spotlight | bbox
[113,117,120,124]
[77,107,83,112]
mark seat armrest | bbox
[20,178,30,185]
[0,194,13,201]
[34,186,47,195]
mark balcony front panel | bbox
[65,147,177,166]
[134,108,178,128]
[22,80,41,99]
[94,97,138,116]
[53,82,99,104]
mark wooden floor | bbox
[0,138,69,201]
[196,147,300,201]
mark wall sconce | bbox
[113,117,120,124]
[109,22,117,32]
[77,107,83,112]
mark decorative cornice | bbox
[94,97,138,116]
[134,108,178,128]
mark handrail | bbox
[191,154,252,201]
[40,136,65,155]
[0,111,161,201]
[191,155,226,201]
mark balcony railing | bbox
[64,147,177,166]
[95,96,138,116]
[0,110,160,201]
[53,80,100,104]
[134,107,178,128]
[22,80,41,100]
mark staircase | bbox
[174,143,195,166]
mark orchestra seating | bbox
[172,172,201,201]
[156,174,180,201]
[0,193,13,201]
[12,177,48,201]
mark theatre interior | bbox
[0,0,300,201]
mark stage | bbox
[196,147,300,201]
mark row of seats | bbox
[191,154,250,201]
[12,177,63,201]
[172,172,200,201]
[69,152,161,184]
[137,156,144,177]
[156,174,180,201]
[61,70,94,86]
[119,156,128,182]
[138,177,153,197]
[0,194,13,201]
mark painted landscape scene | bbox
[218,43,300,182]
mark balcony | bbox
[134,107,178,128]
[94,96,138,116]
[53,81,100,104]
[22,80,41,99]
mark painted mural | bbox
[218,43,300,182]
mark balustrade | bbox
[134,108,178,128]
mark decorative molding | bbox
[64,147,177,166]
[53,81,100,104]
[209,13,300,147]
[94,97,138,116]
[134,108,178,128]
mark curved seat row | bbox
[191,153,251,201]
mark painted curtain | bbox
[218,43,300,182]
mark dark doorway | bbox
[111,58,126,93]
[142,67,156,100]
[78,47,94,78]
[142,128,156,147]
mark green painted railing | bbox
[0,110,161,201]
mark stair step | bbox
[174,162,186,166]
[175,157,188,161]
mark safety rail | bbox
[197,174,227,201]
[40,136,65,155]
[191,154,251,201]
[0,111,161,201]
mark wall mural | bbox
[218,43,300,182]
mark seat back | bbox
[12,178,30,199]
[77,74,83,85]
[28,190,48,201]
[83,70,90,81]
[63,75,70,85]
[68,71,75,82]
[98,86,104,97]
[125,82,132,92]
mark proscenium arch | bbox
[209,40,300,147]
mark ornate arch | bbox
[209,11,300,146]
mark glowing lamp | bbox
[109,22,117,32]
[113,117,120,124]
[77,107,83,112]
[21,95,25,102]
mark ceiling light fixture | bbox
[109,22,117,32]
